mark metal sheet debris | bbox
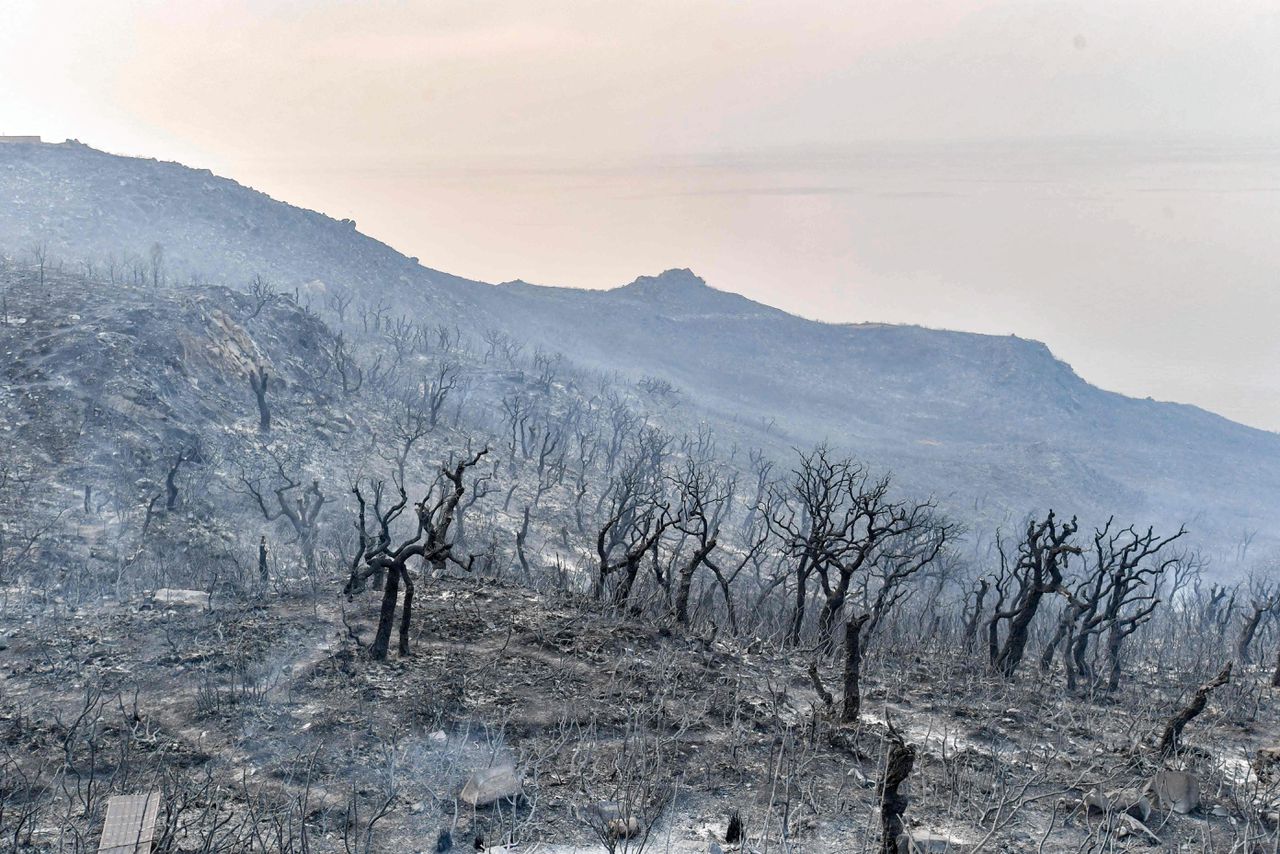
[97,792,161,853]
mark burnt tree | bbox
[878,721,916,854]
[241,463,328,575]
[344,448,488,661]
[248,366,271,432]
[1158,662,1232,756]
[324,332,364,396]
[987,511,1080,679]
[769,447,944,651]
[670,458,730,625]
[1046,520,1187,691]
[163,442,202,511]
[594,453,676,606]
[423,359,459,428]
[1236,577,1278,665]
[962,577,990,649]
[842,524,952,722]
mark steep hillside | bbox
[2,139,1277,554]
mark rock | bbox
[459,765,522,807]
[1105,789,1151,822]
[581,801,625,824]
[607,817,641,839]
[900,830,972,853]
[1148,769,1199,814]
[580,802,641,839]
[150,588,209,608]
[1083,788,1110,814]
[1126,794,1153,822]
[1254,747,1280,781]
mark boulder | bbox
[459,765,522,807]
[1148,769,1199,814]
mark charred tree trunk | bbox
[1237,605,1267,665]
[165,457,182,511]
[1273,642,1280,688]
[1103,624,1126,693]
[249,366,271,432]
[841,613,872,723]
[164,446,199,511]
[817,594,845,655]
[1040,608,1073,674]
[397,567,413,657]
[141,493,161,540]
[788,568,809,646]
[370,563,400,662]
[674,538,716,625]
[962,579,988,649]
[300,528,317,576]
[1158,663,1231,756]
[1068,627,1092,688]
[878,726,916,854]
[258,536,269,584]
[515,506,532,579]
[994,588,1046,678]
[611,557,644,607]
[986,613,1001,670]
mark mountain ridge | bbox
[2,140,1276,555]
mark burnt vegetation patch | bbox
[0,255,1278,853]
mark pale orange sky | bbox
[3,1,1280,429]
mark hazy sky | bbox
[3,1,1280,429]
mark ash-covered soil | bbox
[3,566,1277,853]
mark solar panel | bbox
[97,792,161,854]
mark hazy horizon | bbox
[4,1,1279,430]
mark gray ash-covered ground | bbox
[3,564,1279,852]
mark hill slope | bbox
[1,139,1277,553]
